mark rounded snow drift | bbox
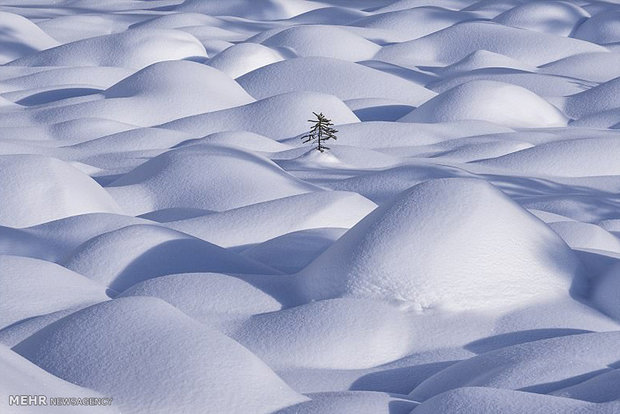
[299,178,582,311]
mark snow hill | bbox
[2,0,620,413]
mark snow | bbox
[107,144,318,214]
[591,262,620,320]
[410,331,620,400]
[0,255,109,329]
[475,137,620,177]
[7,29,207,69]
[2,1,620,413]
[229,298,416,369]
[493,1,589,36]
[237,57,436,105]
[414,387,620,414]
[0,11,59,64]
[0,345,119,413]
[166,190,376,247]
[208,42,286,78]
[573,10,620,45]
[13,296,307,413]
[0,154,121,227]
[299,178,581,310]
[261,25,381,61]
[400,80,568,128]
[377,20,607,67]
[61,224,279,291]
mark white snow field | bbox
[2,0,620,413]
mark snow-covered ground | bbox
[1,0,620,413]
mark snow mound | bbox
[570,108,620,129]
[119,272,282,323]
[275,391,417,414]
[67,126,192,154]
[323,120,511,148]
[299,178,581,311]
[352,6,479,41]
[287,7,369,25]
[550,221,620,254]
[62,224,278,292]
[539,52,620,83]
[475,137,620,177]
[163,91,360,140]
[242,228,347,274]
[400,80,567,128]
[377,21,606,67]
[103,60,254,121]
[178,130,291,152]
[574,11,620,44]
[129,12,222,30]
[437,50,536,76]
[25,213,151,261]
[0,346,119,414]
[553,369,620,403]
[493,1,589,36]
[8,29,207,69]
[0,155,120,227]
[564,77,620,119]
[590,262,620,320]
[107,145,317,214]
[13,296,306,413]
[411,331,620,400]
[0,11,59,64]
[35,14,130,44]
[261,25,380,61]
[414,387,617,414]
[167,190,376,247]
[230,298,415,369]
[0,255,109,329]
[208,43,285,78]
[237,57,435,106]
[178,0,323,20]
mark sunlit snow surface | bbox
[1,0,620,413]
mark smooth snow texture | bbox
[230,298,416,369]
[590,262,620,321]
[0,11,59,64]
[475,137,620,177]
[0,154,121,227]
[208,42,285,78]
[8,29,207,69]
[107,145,317,214]
[167,190,376,247]
[2,1,620,412]
[104,60,255,118]
[62,224,278,292]
[493,1,589,36]
[0,345,119,413]
[573,11,620,44]
[376,21,606,67]
[410,331,620,400]
[119,272,282,323]
[14,297,307,413]
[237,57,436,106]
[401,80,568,128]
[261,25,381,61]
[414,387,620,414]
[163,91,360,139]
[0,255,109,329]
[300,178,581,311]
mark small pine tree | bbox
[301,112,338,152]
